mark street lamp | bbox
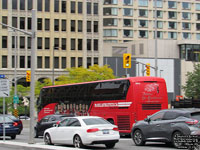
[154,0,158,77]
[52,46,61,85]
[14,30,17,109]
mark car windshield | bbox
[191,112,200,121]
[83,118,110,125]
[7,115,18,120]
[0,116,13,123]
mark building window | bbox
[2,0,7,9]
[12,0,17,10]
[12,56,16,68]
[124,0,133,5]
[94,39,98,51]
[54,57,59,69]
[37,37,42,49]
[87,21,91,32]
[87,57,91,68]
[139,9,148,17]
[37,0,42,11]
[168,21,177,29]
[61,20,66,31]
[124,19,133,27]
[71,57,75,68]
[20,36,25,49]
[168,11,177,19]
[20,56,25,68]
[168,32,177,39]
[62,1,66,13]
[197,14,200,20]
[78,39,82,50]
[104,8,118,16]
[20,0,25,10]
[45,38,50,50]
[196,34,200,40]
[2,36,7,48]
[28,0,32,10]
[71,1,75,13]
[37,18,42,30]
[12,17,17,28]
[62,38,66,50]
[37,56,42,68]
[182,22,191,30]
[45,0,50,12]
[182,12,191,20]
[54,0,59,12]
[94,57,98,65]
[124,30,133,37]
[78,2,82,14]
[94,3,98,15]
[71,20,75,32]
[87,2,91,14]
[45,56,50,68]
[20,17,25,29]
[182,2,190,10]
[156,21,163,29]
[168,1,177,9]
[61,57,66,69]
[197,23,200,30]
[182,33,191,39]
[138,0,148,7]
[94,21,98,32]
[139,20,148,27]
[123,8,133,16]
[54,38,59,48]
[54,19,59,31]
[45,19,50,31]
[104,18,118,26]
[2,56,7,68]
[154,0,163,8]
[87,39,91,51]
[71,39,75,50]
[104,29,118,37]
[139,30,148,38]
[78,57,82,67]
[78,20,82,32]
[28,18,32,30]
[28,37,31,49]
[2,16,7,29]
[154,10,163,18]
[154,31,163,39]
[196,3,200,11]
[28,56,31,68]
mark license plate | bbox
[103,130,109,134]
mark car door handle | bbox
[171,123,175,125]
[156,124,160,127]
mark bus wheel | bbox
[107,119,114,124]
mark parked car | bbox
[19,115,30,120]
[4,114,23,134]
[44,116,120,148]
[131,108,200,148]
[0,115,20,139]
[34,114,73,138]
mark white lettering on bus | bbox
[94,102,132,107]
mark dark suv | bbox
[131,108,200,148]
[34,114,73,138]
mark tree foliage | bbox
[55,65,116,85]
[182,64,200,99]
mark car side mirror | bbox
[144,117,150,123]
[53,124,58,127]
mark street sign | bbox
[13,95,19,104]
[0,75,5,78]
[0,79,10,97]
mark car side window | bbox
[40,116,49,123]
[67,118,81,127]
[59,118,70,127]
[49,116,56,122]
[150,112,165,121]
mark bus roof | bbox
[42,76,165,89]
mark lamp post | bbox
[52,47,55,85]
[14,30,17,109]
[155,0,158,77]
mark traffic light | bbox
[146,63,150,76]
[123,53,131,68]
[26,70,31,82]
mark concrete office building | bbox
[0,0,103,84]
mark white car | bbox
[43,116,120,148]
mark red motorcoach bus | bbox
[37,77,168,134]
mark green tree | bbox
[55,65,116,85]
[182,64,200,99]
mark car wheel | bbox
[172,131,183,148]
[105,143,116,148]
[11,135,16,139]
[44,133,53,145]
[132,129,145,146]
[73,135,84,148]
[34,128,38,138]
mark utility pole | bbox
[155,0,158,77]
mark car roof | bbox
[161,108,200,114]
[64,116,102,119]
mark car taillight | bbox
[185,119,199,125]
[18,120,22,125]
[13,122,18,126]
[87,128,99,133]
[113,127,118,131]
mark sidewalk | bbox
[0,140,76,150]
